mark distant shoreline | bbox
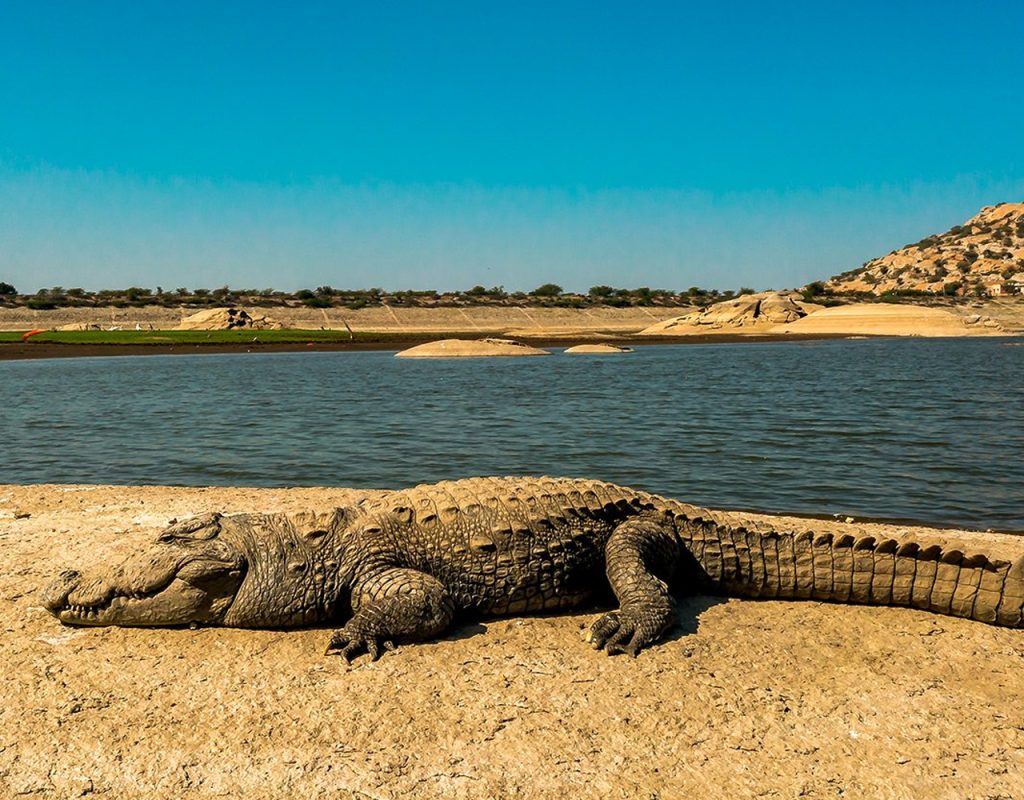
[0,332,861,361]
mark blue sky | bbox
[1,1,1022,293]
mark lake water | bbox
[2,338,1021,530]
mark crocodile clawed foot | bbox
[588,610,639,656]
[587,606,672,657]
[325,628,397,663]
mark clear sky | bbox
[1,1,1022,293]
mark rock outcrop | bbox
[175,307,282,330]
[640,292,819,334]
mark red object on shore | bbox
[21,329,46,342]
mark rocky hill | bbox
[826,202,1024,297]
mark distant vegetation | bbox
[0,283,757,310]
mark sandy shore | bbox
[2,299,1022,344]
[2,484,1022,799]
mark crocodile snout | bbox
[41,570,82,614]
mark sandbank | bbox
[395,338,550,358]
[563,343,634,354]
[2,483,1022,798]
[774,303,1005,337]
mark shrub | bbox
[0,282,16,296]
[124,287,151,302]
[531,283,563,297]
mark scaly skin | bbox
[42,476,1024,661]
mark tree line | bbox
[0,282,760,310]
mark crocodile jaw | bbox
[42,553,245,627]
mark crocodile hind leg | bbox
[326,568,454,662]
[589,517,680,656]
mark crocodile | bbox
[42,476,1024,660]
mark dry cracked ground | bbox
[1,485,1022,799]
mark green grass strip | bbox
[0,329,426,345]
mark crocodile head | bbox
[41,508,355,628]
[42,513,246,627]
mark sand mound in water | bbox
[395,338,550,358]
[775,303,1004,337]
[175,307,282,330]
[563,343,634,354]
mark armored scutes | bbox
[43,477,1024,660]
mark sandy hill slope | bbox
[826,202,1024,296]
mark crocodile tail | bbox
[675,514,1024,628]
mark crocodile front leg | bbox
[589,517,680,656]
[326,568,455,662]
